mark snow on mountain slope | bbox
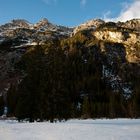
[34,18,73,36]
[0,18,73,48]
[0,119,140,140]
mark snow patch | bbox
[102,65,132,97]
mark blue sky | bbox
[0,0,139,26]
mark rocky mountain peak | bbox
[35,18,50,26]
[40,18,50,23]
[117,19,140,31]
[73,19,105,35]
[11,19,31,27]
[0,19,31,31]
[83,19,105,26]
[34,18,54,30]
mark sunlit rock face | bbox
[93,30,139,44]
[117,19,140,31]
[73,19,105,35]
[93,31,124,43]
[93,30,140,63]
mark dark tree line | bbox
[4,32,140,122]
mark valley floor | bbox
[0,119,140,140]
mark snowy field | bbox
[0,119,140,140]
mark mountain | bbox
[0,19,73,96]
[0,18,139,94]
[0,18,140,120]
[0,18,73,48]
[0,18,139,49]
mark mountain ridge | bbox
[0,18,140,120]
[0,18,139,43]
[0,18,140,94]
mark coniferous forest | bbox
[0,30,140,122]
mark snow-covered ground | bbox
[0,119,140,140]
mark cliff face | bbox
[93,30,140,63]
[117,19,140,31]
[0,18,140,98]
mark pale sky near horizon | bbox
[0,0,139,26]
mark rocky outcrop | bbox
[0,19,31,31]
[117,19,140,31]
[93,30,140,63]
[73,19,105,35]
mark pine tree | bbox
[82,96,90,118]
[0,95,4,116]
[7,84,18,116]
